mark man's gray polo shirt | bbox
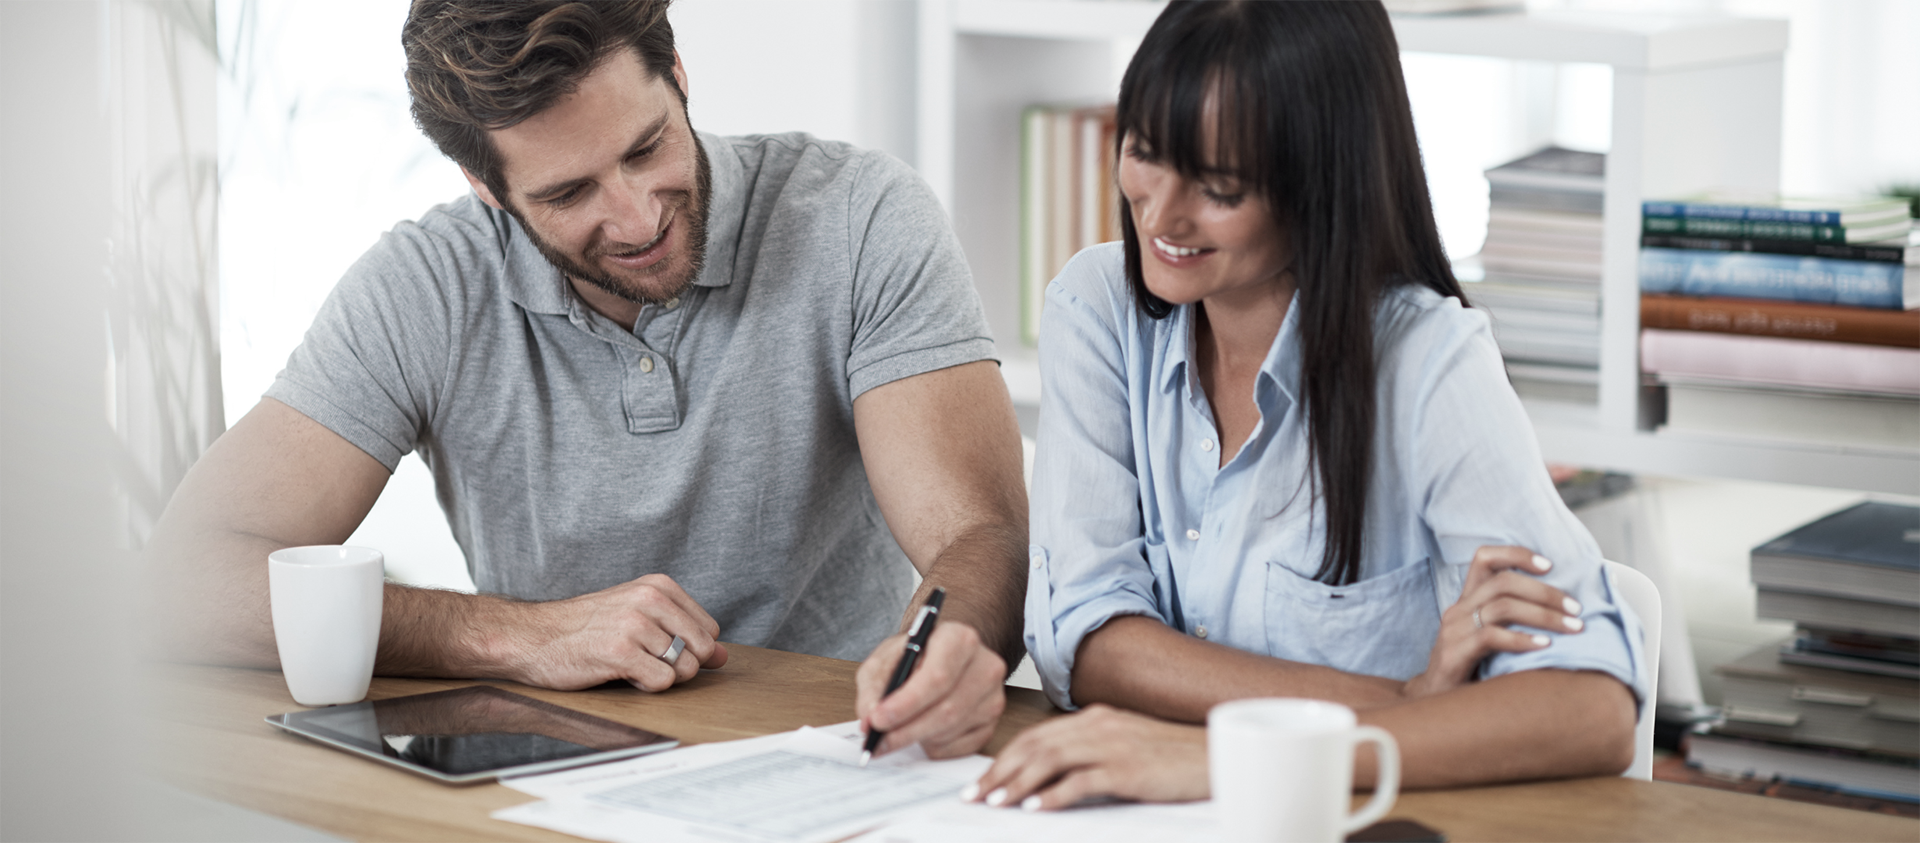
[266,132,996,660]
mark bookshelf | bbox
[916,0,1918,496]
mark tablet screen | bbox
[270,685,676,783]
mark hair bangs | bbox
[1119,29,1272,193]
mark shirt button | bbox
[1031,555,1044,571]
[1201,439,1215,452]
[1185,528,1200,541]
[664,296,680,310]
[1195,626,1209,639]
[638,356,655,374]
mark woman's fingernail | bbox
[1531,634,1551,646]
[986,788,1009,807]
[959,783,980,801]
[1532,554,1553,572]
[1021,795,1043,812]
[1563,616,1584,631]
[1563,597,1582,615]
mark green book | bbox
[1642,215,1909,245]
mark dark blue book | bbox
[1751,502,1920,608]
[1639,247,1912,310]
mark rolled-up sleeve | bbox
[1025,253,1164,711]
[1398,304,1649,711]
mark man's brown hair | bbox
[403,0,680,202]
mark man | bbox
[146,0,1026,760]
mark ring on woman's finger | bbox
[1471,609,1484,630]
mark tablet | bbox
[267,685,677,784]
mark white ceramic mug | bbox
[1208,698,1400,843]
[268,545,384,706]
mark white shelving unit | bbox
[917,0,1917,496]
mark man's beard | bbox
[514,133,712,306]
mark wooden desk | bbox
[147,645,1917,842]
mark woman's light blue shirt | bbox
[1024,244,1647,711]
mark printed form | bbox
[494,721,991,843]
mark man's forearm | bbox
[1071,615,1406,721]
[373,584,531,678]
[907,522,1029,673]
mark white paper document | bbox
[847,800,1221,843]
[494,721,990,843]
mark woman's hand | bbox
[1403,546,1584,700]
[966,704,1208,810]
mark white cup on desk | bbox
[268,545,384,706]
[1209,698,1400,843]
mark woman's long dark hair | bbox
[1117,1,1466,586]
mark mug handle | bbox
[1344,725,1400,834]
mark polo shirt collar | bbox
[499,130,747,316]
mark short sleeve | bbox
[263,218,465,471]
[843,152,996,398]
[1390,298,1650,710]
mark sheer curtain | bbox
[109,0,224,551]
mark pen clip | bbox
[906,604,936,638]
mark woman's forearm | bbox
[1070,616,1407,722]
[1072,617,1638,788]
[1356,668,1636,788]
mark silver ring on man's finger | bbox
[659,635,686,664]
[1472,609,1484,630]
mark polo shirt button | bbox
[1185,528,1200,541]
[1201,439,1214,452]
[639,356,655,374]
[1195,625,1208,639]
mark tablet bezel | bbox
[267,685,677,785]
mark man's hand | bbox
[968,704,1207,810]
[855,620,1006,759]
[496,573,729,692]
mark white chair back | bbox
[1604,560,1661,780]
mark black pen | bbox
[860,587,946,767]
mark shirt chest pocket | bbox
[1262,557,1443,681]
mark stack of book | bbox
[1686,502,1920,802]
[1466,146,1606,403]
[1019,102,1118,345]
[1637,194,1920,450]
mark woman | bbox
[970,0,1646,811]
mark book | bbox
[1490,186,1603,215]
[1463,278,1600,315]
[1642,194,1911,228]
[1782,630,1920,680]
[1640,294,1920,349]
[1488,206,1606,238]
[1484,146,1604,194]
[1640,329,1920,396]
[1019,103,1118,345]
[1755,588,1920,638]
[1643,215,1911,245]
[1685,730,1920,801]
[1752,502,1920,604]
[1715,643,1919,755]
[1660,380,1920,452]
[1641,234,1911,265]
[1638,247,1915,310]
